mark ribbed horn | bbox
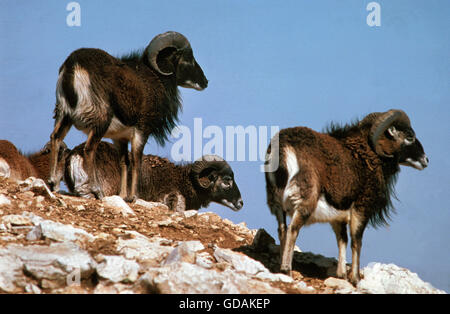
[191,155,228,189]
[370,109,411,157]
[145,31,191,75]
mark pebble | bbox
[0,194,11,206]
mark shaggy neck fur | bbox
[325,120,400,227]
[120,51,182,146]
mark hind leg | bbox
[280,209,307,275]
[331,221,348,279]
[266,181,287,261]
[269,201,287,260]
[49,115,72,191]
[279,170,318,275]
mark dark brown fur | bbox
[265,112,428,285]
[65,142,243,212]
[48,32,208,201]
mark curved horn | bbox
[191,155,227,189]
[358,112,382,127]
[370,109,411,157]
[145,31,191,76]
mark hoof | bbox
[279,265,292,276]
[90,186,105,200]
[123,195,137,203]
[336,270,348,280]
[348,274,360,287]
[47,179,58,192]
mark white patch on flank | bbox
[0,157,11,178]
[306,194,351,225]
[57,64,96,131]
[72,64,93,119]
[282,146,300,205]
[56,69,71,116]
[285,146,299,183]
[69,154,89,191]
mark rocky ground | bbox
[0,177,445,294]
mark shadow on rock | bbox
[234,228,338,280]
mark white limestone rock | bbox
[357,263,446,294]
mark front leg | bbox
[114,140,130,199]
[126,130,145,202]
[349,209,367,286]
[49,116,72,191]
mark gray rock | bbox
[25,283,42,294]
[21,211,44,225]
[94,282,136,294]
[140,262,284,294]
[26,224,43,241]
[195,252,215,269]
[26,219,94,243]
[178,240,204,252]
[0,194,11,207]
[213,247,268,276]
[156,218,173,227]
[116,231,174,267]
[182,210,198,218]
[294,281,316,293]
[0,252,24,292]
[1,242,96,290]
[1,215,32,229]
[254,271,294,283]
[357,263,446,294]
[96,255,140,283]
[102,196,136,217]
[135,199,168,211]
[324,277,356,294]
[18,177,55,199]
[163,242,197,265]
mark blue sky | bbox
[1,1,449,291]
